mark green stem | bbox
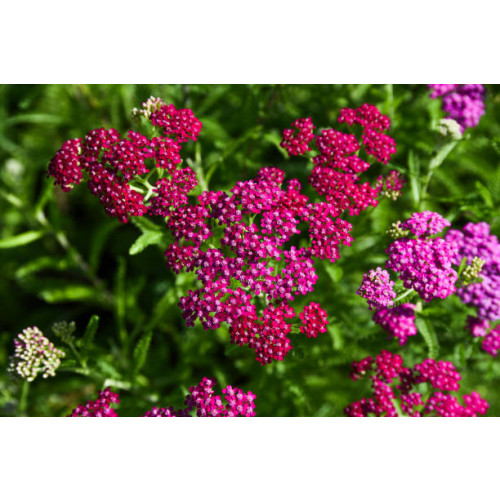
[394,288,414,303]
[19,380,29,416]
[419,140,459,210]
[68,341,88,372]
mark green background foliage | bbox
[0,84,499,416]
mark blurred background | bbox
[0,84,499,416]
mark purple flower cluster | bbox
[428,84,486,131]
[357,267,396,310]
[446,222,500,322]
[144,377,257,417]
[346,351,488,417]
[373,303,417,345]
[386,212,458,301]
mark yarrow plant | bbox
[8,327,65,382]
[345,350,488,417]
[49,100,398,366]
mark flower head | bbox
[8,327,65,382]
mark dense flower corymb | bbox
[68,387,120,417]
[428,84,486,131]
[357,267,396,310]
[345,351,488,417]
[373,303,417,346]
[47,100,200,223]
[446,222,500,322]
[8,327,65,382]
[386,212,458,301]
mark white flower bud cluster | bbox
[437,118,462,141]
[460,257,485,286]
[51,321,76,344]
[8,327,65,382]
[387,221,410,240]
[131,96,164,120]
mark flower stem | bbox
[19,379,30,416]
[419,140,459,210]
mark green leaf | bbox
[457,256,468,277]
[15,256,72,279]
[133,330,153,373]
[325,265,343,284]
[38,285,98,303]
[129,217,167,255]
[475,180,494,208]
[129,231,165,255]
[80,315,100,352]
[5,113,64,126]
[416,317,439,358]
[0,230,44,249]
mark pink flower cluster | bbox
[467,317,500,357]
[145,377,256,417]
[428,84,486,131]
[299,302,329,338]
[282,104,398,217]
[168,164,352,364]
[446,222,500,322]
[48,100,201,222]
[68,387,120,417]
[280,117,315,155]
[50,102,397,366]
[373,303,417,345]
[346,351,488,417]
[357,267,397,310]
[375,170,405,200]
[400,210,451,237]
[386,212,458,301]
[68,379,256,417]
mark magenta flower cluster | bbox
[346,350,488,417]
[357,267,397,310]
[280,117,315,155]
[68,378,256,417]
[144,377,256,417]
[446,222,500,322]
[162,104,396,365]
[299,302,329,338]
[48,101,398,369]
[400,210,451,237]
[68,387,120,417]
[48,100,200,222]
[375,170,405,200]
[428,84,486,131]
[373,303,417,346]
[358,212,457,327]
[285,104,398,218]
[386,212,458,301]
